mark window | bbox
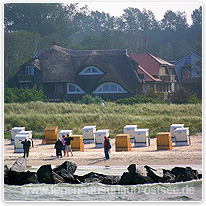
[55,83,63,94]
[154,84,157,91]
[169,68,175,75]
[25,66,35,76]
[185,55,191,65]
[159,67,166,76]
[79,66,104,75]
[67,83,85,94]
[143,84,150,92]
[92,82,128,94]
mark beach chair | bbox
[19,130,33,147]
[44,126,58,144]
[82,125,96,144]
[11,127,25,145]
[95,129,109,148]
[58,130,73,140]
[123,125,137,143]
[156,132,173,150]
[170,124,184,142]
[115,134,131,151]
[71,135,84,152]
[174,127,190,146]
[14,133,31,153]
[134,129,150,147]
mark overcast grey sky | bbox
[72,1,202,25]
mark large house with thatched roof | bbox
[6,45,179,101]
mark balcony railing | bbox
[160,75,175,82]
[17,74,35,83]
[159,75,170,82]
[170,75,175,82]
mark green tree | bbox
[4,86,46,103]
[79,34,104,50]
[119,7,158,53]
[170,87,201,104]
[191,6,202,26]
[160,10,188,31]
[4,3,68,35]
[190,6,202,56]
[4,31,41,82]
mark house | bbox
[174,51,202,82]
[174,52,202,98]
[129,54,179,98]
[7,45,142,101]
[6,45,179,101]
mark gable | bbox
[174,51,202,65]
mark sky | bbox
[71,1,202,25]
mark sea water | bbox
[4,165,202,201]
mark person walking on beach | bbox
[107,136,111,153]
[62,135,66,156]
[104,136,111,160]
[65,134,74,157]
[21,139,31,158]
[55,138,63,158]
[101,100,105,107]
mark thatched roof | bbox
[18,45,141,94]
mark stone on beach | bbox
[53,161,77,175]
[37,164,54,184]
[10,157,27,172]
[4,160,202,186]
[5,157,38,185]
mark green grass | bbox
[4,101,202,139]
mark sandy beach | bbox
[4,135,202,167]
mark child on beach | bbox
[62,135,66,156]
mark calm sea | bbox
[4,164,202,201]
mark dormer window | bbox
[79,66,104,75]
[25,66,35,76]
[67,83,86,94]
[92,82,128,94]
[159,66,166,76]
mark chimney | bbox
[52,40,57,46]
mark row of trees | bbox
[4,3,202,82]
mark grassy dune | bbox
[4,101,202,138]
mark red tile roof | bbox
[152,55,175,67]
[137,65,162,82]
[129,54,174,76]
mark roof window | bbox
[79,66,104,75]
[67,83,86,94]
[92,82,128,94]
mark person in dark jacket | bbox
[104,136,111,160]
[65,134,74,157]
[55,138,63,158]
[21,139,31,158]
